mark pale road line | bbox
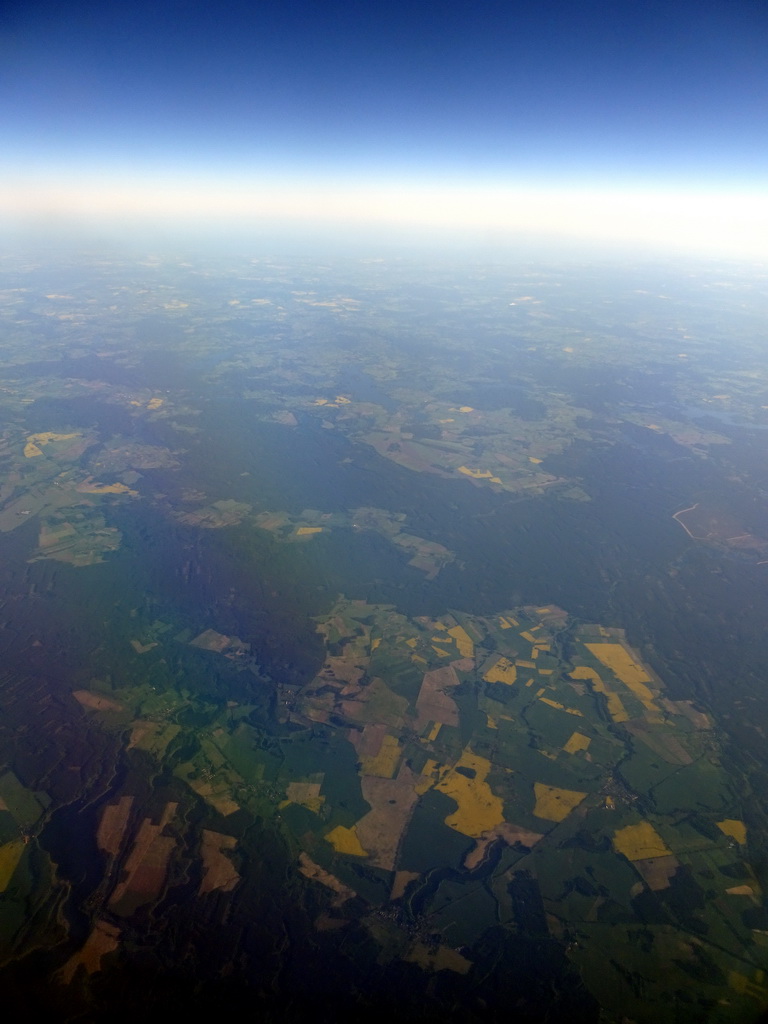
[672,502,701,539]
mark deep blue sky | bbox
[2,0,767,251]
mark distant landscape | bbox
[0,250,767,1022]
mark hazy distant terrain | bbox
[0,250,767,1022]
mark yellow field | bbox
[540,696,583,717]
[717,819,747,844]
[146,397,164,410]
[458,466,503,484]
[563,732,591,754]
[325,825,367,856]
[24,431,79,458]
[79,480,138,495]
[517,660,536,669]
[729,970,768,1003]
[458,406,474,413]
[585,643,659,710]
[613,822,671,860]
[0,840,24,891]
[483,657,517,685]
[447,625,474,658]
[432,645,451,658]
[426,722,441,742]
[436,749,504,837]
[533,783,587,822]
[528,456,542,464]
[296,526,323,535]
[360,734,401,778]
[521,630,536,642]
[570,666,629,723]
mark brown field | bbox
[96,795,134,857]
[464,823,544,869]
[660,698,712,729]
[298,853,355,904]
[414,664,461,730]
[406,942,472,975]
[130,639,158,654]
[322,653,367,687]
[340,677,408,727]
[414,758,439,794]
[72,690,124,713]
[58,919,121,983]
[634,854,679,890]
[391,870,420,900]
[348,722,388,757]
[360,734,401,778]
[184,775,240,816]
[282,780,324,813]
[109,803,177,914]
[199,830,240,895]
[189,628,231,652]
[355,771,420,870]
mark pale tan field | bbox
[199,830,240,895]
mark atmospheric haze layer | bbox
[2,0,768,258]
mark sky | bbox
[2,0,768,255]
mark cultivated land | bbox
[1,252,768,1022]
